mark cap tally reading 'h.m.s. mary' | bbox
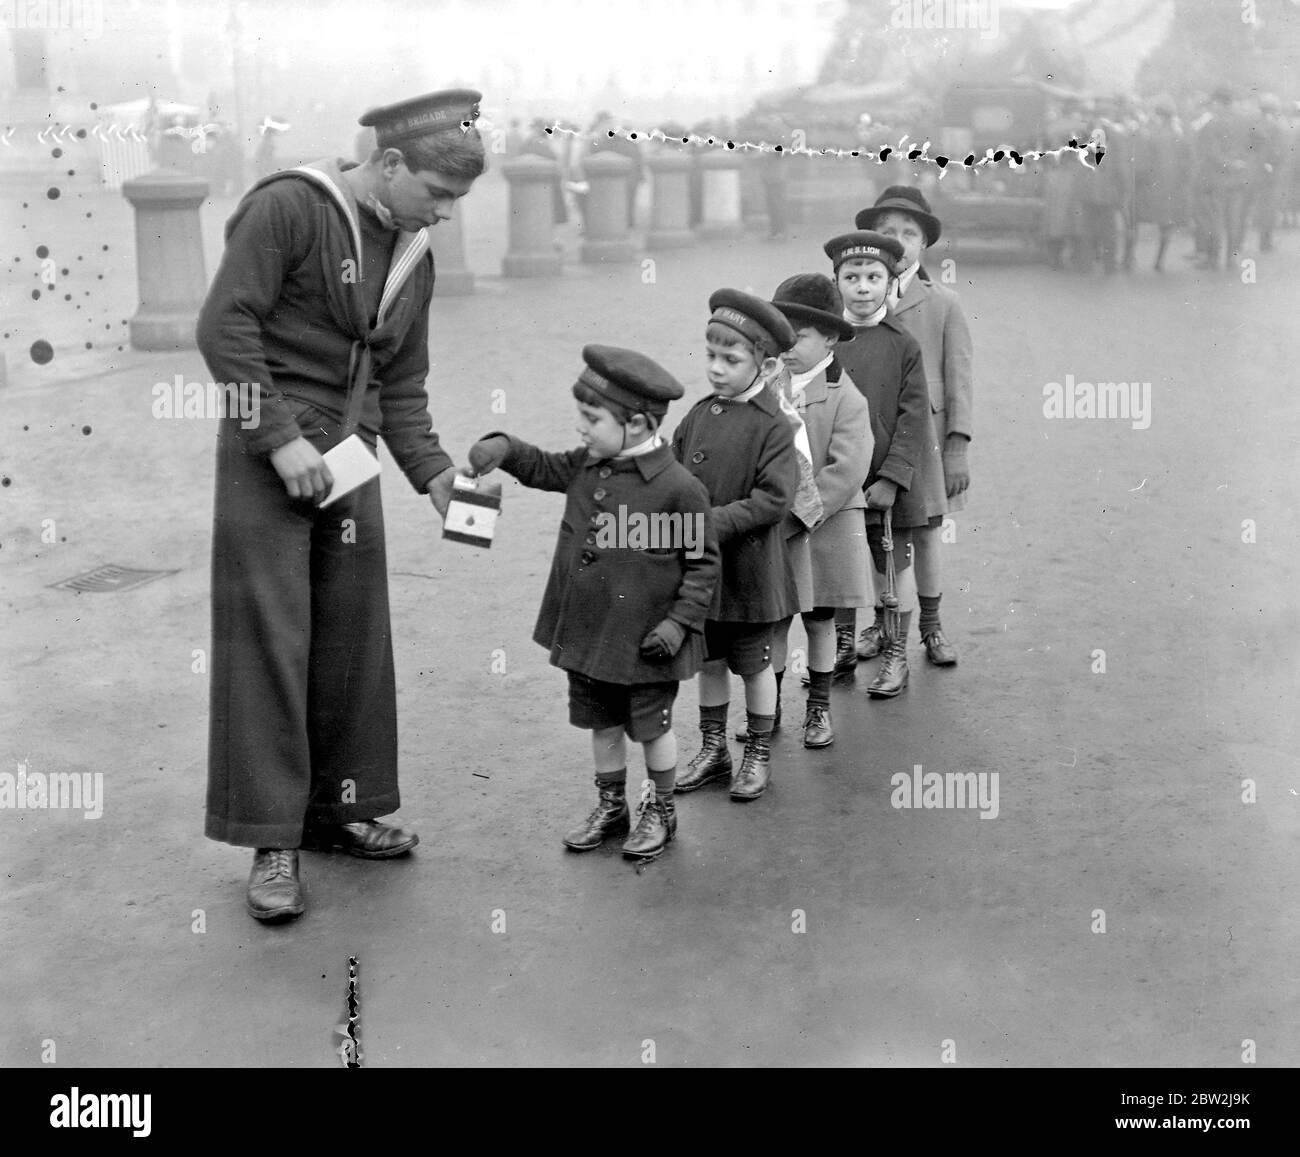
[578,345,684,418]
[822,230,905,275]
[707,288,797,353]
[358,88,483,148]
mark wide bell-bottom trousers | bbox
[205,415,400,848]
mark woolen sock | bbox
[918,594,942,636]
[648,766,676,798]
[745,711,775,738]
[700,703,729,728]
[596,768,627,786]
[807,670,833,709]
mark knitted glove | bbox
[467,435,511,477]
[639,618,687,660]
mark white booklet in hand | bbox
[319,434,381,508]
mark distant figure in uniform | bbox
[197,89,487,922]
[1252,93,1284,252]
[1075,106,1121,274]
[1139,95,1187,272]
[1284,102,1300,228]
[1196,87,1256,271]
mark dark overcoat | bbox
[835,314,947,529]
[670,385,798,622]
[495,437,719,685]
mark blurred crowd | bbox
[1037,87,1294,273]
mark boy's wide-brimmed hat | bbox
[823,230,905,276]
[771,274,855,340]
[576,344,683,419]
[854,185,942,247]
[359,88,483,148]
[707,288,797,354]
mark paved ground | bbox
[2,169,1298,1067]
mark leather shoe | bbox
[300,819,419,859]
[247,848,304,922]
[802,704,834,748]
[922,629,958,666]
[856,623,885,660]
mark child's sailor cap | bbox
[706,288,797,354]
[823,230,905,275]
[577,345,683,418]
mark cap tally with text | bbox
[823,231,905,275]
[358,88,483,148]
[576,345,684,419]
[707,288,797,354]
[855,185,942,247]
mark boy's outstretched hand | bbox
[468,435,511,477]
[640,619,686,661]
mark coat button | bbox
[581,550,596,564]
[710,403,723,415]
[590,512,603,525]
[585,533,597,545]
[593,488,607,501]
[598,467,612,479]
[691,451,704,464]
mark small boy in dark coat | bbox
[469,346,719,859]
[671,290,799,803]
[825,231,946,698]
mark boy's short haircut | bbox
[572,379,636,425]
[371,125,488,180]
[705,321,775,362]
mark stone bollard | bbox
[429,203,475,295]
[740,150,770,235]
[645,149,696,250]
[580,152,636,263]
[696,149,745,240]
[122,168,210,350]
[501,153,563,277]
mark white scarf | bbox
[846,303,888,328]
[788,353,834,407]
